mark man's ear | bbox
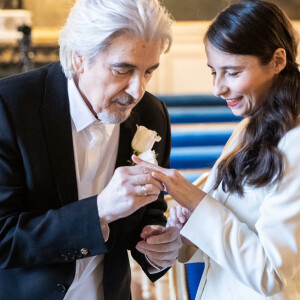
[272,48,286,74]
[72,53,84,73]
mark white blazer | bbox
[179,120,300,300]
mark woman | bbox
[133,0,300,299]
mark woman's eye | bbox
[211,71,216,76]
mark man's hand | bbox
[97,165,163,223]
[132,155,206,212]
[135,225,182,268]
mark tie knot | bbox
[87,121,105,145]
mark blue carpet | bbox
[158,94,225,107]
[168,107,242,123]
[172,130,232,147]
[171,145,223,169]
[187,263,205,300]
[181,171,204,183]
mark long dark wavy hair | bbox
[205,0,300,196]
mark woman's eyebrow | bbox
[207,63,242,70]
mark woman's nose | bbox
[213,77,228,97]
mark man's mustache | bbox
[111,95,135,106]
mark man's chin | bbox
[97,108,132,124]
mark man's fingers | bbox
[151,171,170,188]
[128,172,164,192]
[149,259,176,269]
[132,155,163,172]
[141,225,166,239]
[135,183,163,197]
[120,164,150,176]
[137,240,181,253]
[137,246,178,260]
[146,227,181,244]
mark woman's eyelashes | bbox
[226,71,241,77]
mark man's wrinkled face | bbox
[73,34,162,124]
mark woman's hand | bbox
[167,206,194,246]
[132,155,207,211]
[167,205,192,229]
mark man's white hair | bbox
[59,0,173,78]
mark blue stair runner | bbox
[159,94,226,107]
[172,129,233,147]
[171,145,223,169]
[168,107,242,123]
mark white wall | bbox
[147,21,300,95]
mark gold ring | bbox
[141,185,147,196]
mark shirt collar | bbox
[68,78,99,132]
[67,78,116,136]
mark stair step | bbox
[172,129,232,147]
[159,94,225,107]
[179,169,210,182]
[170,145,223,169]
[168,107,242,123]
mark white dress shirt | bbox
[64,78,120,300]
[179,120,300,300]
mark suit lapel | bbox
[115,113,138,169]
[40,63,78,206]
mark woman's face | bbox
[205,41,276,117]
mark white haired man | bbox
[0,0,181,299]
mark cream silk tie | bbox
[81,121,106,188]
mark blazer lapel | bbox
[115,113,138,169]
[40,63,78,206]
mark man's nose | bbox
[213,77,228,97]
[126,75,145,101]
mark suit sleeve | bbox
[130,99,171,281]
[0,96,107,269]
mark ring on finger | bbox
[141,184,148,196]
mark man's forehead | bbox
[103,35,162,68]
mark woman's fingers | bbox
[132,154,162,171]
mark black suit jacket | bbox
[0,62,171,300]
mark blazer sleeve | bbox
[181,126,300,296]
[130,99,171,281]
[0,95,107,269]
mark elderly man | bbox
[0,0,181,299]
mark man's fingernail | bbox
[179,217,185,223]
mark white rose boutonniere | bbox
[131,125,161,165]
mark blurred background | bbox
[1,1,299,299]
[0,0,299,94]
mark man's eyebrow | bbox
[110,62,160,71]
[147,63,160,71]
[207,63,242,69]
[110,62,137,69]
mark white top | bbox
[180,120,300,300]
[64,79,120,300]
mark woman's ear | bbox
[72,53,84,73]
[272,48,286,74]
